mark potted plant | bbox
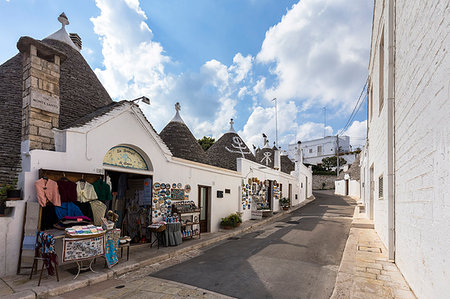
[220,216,234,230]
[279,197,290,210]
[0,180,21,201]
[220,213,242,229]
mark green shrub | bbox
[220,213,242,227]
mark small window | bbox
[309,149,313,153]
[378,175,383,199]
[225,189,231,194]
[317,146,322,154]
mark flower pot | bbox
[282,207,289,211]
[235,222,241,227]
[222,225,234,230]
[6,189,21,200]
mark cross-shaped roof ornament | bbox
[228,118,236,133]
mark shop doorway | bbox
[288,183,292,201]
[105,170,152,244]
[198,186,210,233]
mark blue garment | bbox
[54,202,84,220]
[117,174,128,199]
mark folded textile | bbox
[54,202,84,220]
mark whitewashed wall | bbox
[364,0,450,297]
[393,0,450,297]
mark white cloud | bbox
[240,101,298,149]
[253,77,266,95]
[256,0,372,109]
[229,53,253,83]
[296,122,333,142]
[91,0,171,102]
[343,120,367,148]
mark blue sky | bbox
[0,0,372,150]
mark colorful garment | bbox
[54,202,84,220]
[76,181,98,203]
[89,200,107,226]
[93,180,113,203]
[35,179,61,207]
[35,232,58,275]
[105,229,120,268]
[57,180,77,203]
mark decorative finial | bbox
[171,102,184,123]
[228,118,236,133]
[58,12,69,28]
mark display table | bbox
[62,233,106,279]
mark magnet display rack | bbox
[172,202,200,240]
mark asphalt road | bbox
[152,190,356,299]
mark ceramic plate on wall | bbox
[177,183,182,188]
[185,184,191,193]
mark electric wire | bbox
[338,79,368,136]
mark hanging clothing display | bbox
[54,202,84,220]
[40,205,58,230]
[117,174,128,199]
[57,180,77,203]
[76,181,98,203]
[74,201,94,222]
[89,200,107,226]
[105,229,120,268]
[93,179,113,205]
[35,232,58,275]
[35,178,61,207]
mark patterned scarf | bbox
[35,232,58,275]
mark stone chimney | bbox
[17,37,66,151]
[69,33,82,50]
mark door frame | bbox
[198,185,211,233]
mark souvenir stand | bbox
[242,178,281,218]
[28,169,126,283]
[151,182,200,244]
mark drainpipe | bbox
[387,0,396,261]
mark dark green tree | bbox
[322,156,347,170]
[198,136,215,151]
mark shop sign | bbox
[251,210,263,220]
[103,146,149,170]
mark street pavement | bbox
[151,190,356,299]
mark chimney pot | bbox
[69,33,82,50]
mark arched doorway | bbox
[103,145,153,244]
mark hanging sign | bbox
[103,146,149,170]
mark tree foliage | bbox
[321,156,347,170]
[198,136,215,151]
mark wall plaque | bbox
[24,91,60,114]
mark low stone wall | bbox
[312,174,341,190]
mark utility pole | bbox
[323,107,327,137]
[336,135,340,176]
[272,98,278,147]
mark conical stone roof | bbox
[159,103,210,165]
[280,155,295,174]
[0,19,113,185]
[207,119,256,171]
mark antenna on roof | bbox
[58,12,69,28]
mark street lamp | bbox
[131,96,150,105]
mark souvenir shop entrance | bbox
[104,170,152,244]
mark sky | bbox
[0,0,372,151]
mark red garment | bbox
[57,180,77,203]
[35,179,61,207]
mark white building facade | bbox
[287,136,356,166]
[360,0,449,298]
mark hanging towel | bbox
[89,200,107,225]
[35,178,61,207]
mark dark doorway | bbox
[288,183,292,201]
[345,179,349,196]
[198,186,210,233]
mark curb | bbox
[8,196,316,298]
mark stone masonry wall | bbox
[22,44,60,150]
[393,1,450,298]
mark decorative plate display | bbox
[177,183,182,188]
[172,183,177,189]
[153,183,160,191]
[161,183,166,189]
[185,184,191,193]
[194,216,198,222]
